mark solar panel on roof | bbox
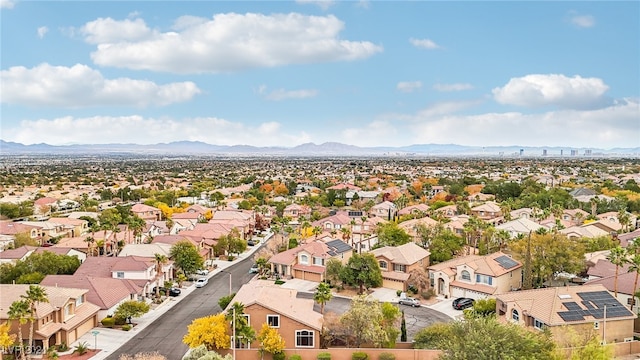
[494,255,519,269]
[582,301,595,310]
[558,312,584,322]
[563,302,581,311]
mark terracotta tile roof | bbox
[292,263,326,274]
[0,284,89,319]
[61,301,100,330]
[451,280,499,295]
[382,271,410,281]
[496,284,635,326]
[229,281,322,330]
[371,242,430,266]
[0,245,37,259]
[74,256,153,278]
[428,251,521,277]
[0,221,32,235]
[211,210,252,221]
[117,243,172,258]
[585,272,640,296]
[398,204,430,216]
[586,258,631,278]
[471,201,501,213]
[41,275,142,309]
[131,204,161,213]
[151,235,196,246]
[36,322,63,338]
[172,212,200,220]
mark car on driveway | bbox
[452,297,475,310]
[153,287,181,297]
[195,277,208,288]
[399,297,421,307]
[196,269,209,276]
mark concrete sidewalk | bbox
[65,233,272,360]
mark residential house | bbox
[0,245,37,264]
[283,204,312,219]
[0,234,13,252]
[170,217,198,235]
[0,284,100,349]
[369,201,398,220]
[618,229,640,248]
[428,185,445,198]
[442,215,469,236]
[210,210,255,239]
[73,256,163,296]
[269,240,353,281]
[560,223,613,239]
[345,190,380,206]
[398,217,439,242]
[19,221,70,243]
[48,217,89,238]
[131,204,162,221]
[510,208,534,220]
[428,251,523,299]
[41,275,144,320]
[433,205,458,218]
[370,242,430,291]
[33,197,58,216]
[470,201,502,222]
[397,204,430,217]
[585,272,640,313]
[495,218,544,239]
[561,209,590,226]
[326,183,360,192]
[226,280,323,349]
[495,285,636,344]
[33,247,87,264]
[311,211,353,233]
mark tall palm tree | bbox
[627,253,640,310]
[84,236,95,257]
[154,253,168,298]
[22,285,48,360]
[313,282,333,314]
[607,246,627,297]
[8,300,30,360]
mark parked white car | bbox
[398,297,421,307]
[195,277,208,288]
[196,269,209,276]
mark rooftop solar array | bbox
[556,291,634,322]
[326,239,354,257]
[494,255,519,269]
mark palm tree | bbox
[627,253,640,310]
[313,282,333,314]
[154,253,168,298]
[22,285,48,360]
[84,236,95,257]
[8,300,30,360]
[607,246,627,297]
[312,226,323,239]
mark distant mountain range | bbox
[1,140,638,157]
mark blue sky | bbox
[1,0,639,148]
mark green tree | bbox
[414,316,557,360]
[154,253,168,298]
[114,300,151,324]
[607,246,627,297]
[13,232,38,248]
[380,302,401,348]
[0,251,81,284]
[339,295,386,348]
[170,240,204,277]
[325,258,344,287]
[7,300,30,360]
[340,253,382,294]
[627,253,640,310]
[22,285,48,359]
[400,311,407,342]
[314,282,333,314]
[225,302,256,348]
[375,223,411,248]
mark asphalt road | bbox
[105,258,255,360]
[297,293,453,341]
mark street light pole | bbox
[232,307,236,360]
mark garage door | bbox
[74,316,96,340]
[382,278,405,291]
[451,287,487,300]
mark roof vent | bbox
[558,294,571,299]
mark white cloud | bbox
[568,12,595,28]
[85,13,382,74]
[295,0,335,11]
[2,116,312,147]
[340,120,399,146]
[257,85,318,100]
[0,0,14,9]
[355,1,370,9]
[37,26,48,39]
[1,63,200,108]
[397,81,422,93]
[81,17,156,44]
[433,83,473,92]
[492,74,610,109]
[410,38,440,49]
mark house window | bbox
[393,264,406,272]
[534,319,545,330]
[379,261,388,270]
[296,330,314,348]
[75,295,84,307]
[476,274,493,285]
[313,257,324,266]
[241,314,250,326]
[64,303,73,317]
[267,315,280,328]
[511,309,519,322]
[461,270,471,281]
[116,271,124,278]
[300,254,309,265]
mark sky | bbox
[1,0,639,149]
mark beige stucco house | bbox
[370,242,430,291]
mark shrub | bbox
[101,317,115,328]
[227,255,235,261]
[275,280,285,285]
[218,293,236,310]
[352,352,368,360]
[421,289,436,300]
[273,352,286,360]
[378,353,395,360]
[289,355,302,360]
[57,342,69,352]
[122,324,132,331]
[183,345,208,360]
[114,316,127,325]
[396,290,402,297]
[317,352,331,360]
[74,342,89,355]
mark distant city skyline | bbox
[1,1,638,148]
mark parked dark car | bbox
[247,239,256,246]
[153,287,181,297]
[452,297,475,310]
